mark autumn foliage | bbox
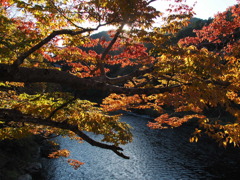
[0,0,240,166]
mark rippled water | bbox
[42,113,240,180]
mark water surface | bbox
[42,113,240,179]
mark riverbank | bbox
[0,135,59,180]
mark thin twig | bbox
[47,97,76,120]
[98,23,125,76]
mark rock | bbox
[25,162,42,174]
[0,154,9,169]
[40,140,60,158]
[32,146,41,159]
[17,174,32,180]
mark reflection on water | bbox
[42,113,240,180]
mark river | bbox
[42,113,240,179]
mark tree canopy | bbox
[0,0,239,168]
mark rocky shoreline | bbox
[0,135,59,180]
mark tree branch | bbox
[49,0,83,29]
[196,28,240,51]
[106,66,154,84]
[101,24,125,61]
[98,23,125,77]
[0,108,130,159]
[47,97,76,120]
[147,0,157,5]
[2,63,230,95]
[0,63,184,95]
[12,25,108,69]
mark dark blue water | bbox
[42,113,240,179]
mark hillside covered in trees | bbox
[84,17,213,78]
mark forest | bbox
[0,0,239,175]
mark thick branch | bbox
[0,108,129,159]
[2,63,230,95]
[0,63,182,95]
